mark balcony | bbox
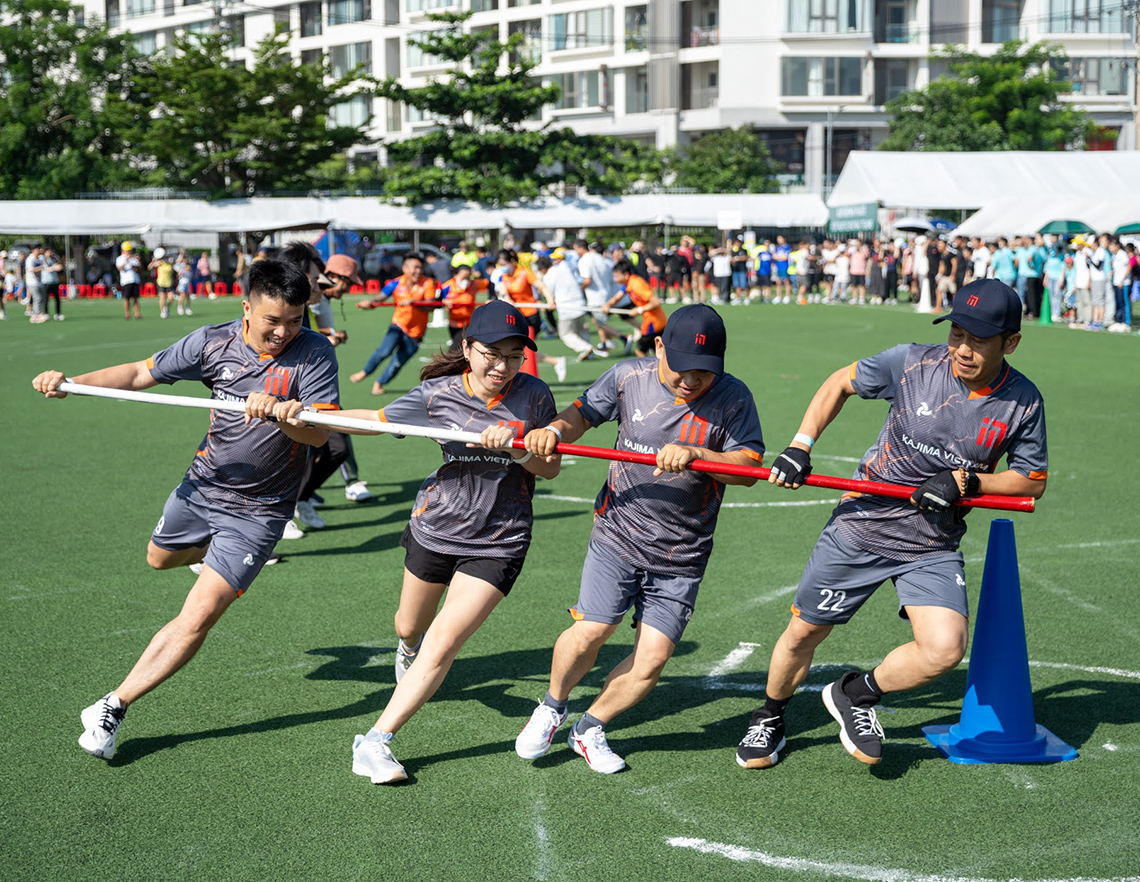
[874,22,918,43]
[687,25,719,47]
[680,0,719,49]
[683,85,718,110]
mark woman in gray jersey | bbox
[341,300,561,785]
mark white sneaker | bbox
[177,305,185,315]
[55,314,66,320]
[553,356,567,383]
[352,730,407,784]
[293,500,325,529]
[515,703,567,759]
[160,308,169,319]
[394,636,422,684]
[281,519,305,540]
[189,562,204,575]
[567,723,626,774]
[184,308,193,316]
[79,694,126,760]
[575,348,595,363]
[344,480,374,502]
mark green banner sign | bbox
[828,202,878,234]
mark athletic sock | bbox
[843,669,885,707]
[542,691,568,715]
[575,712,605,735]
[763,694,791,719]
[399,635,423,656]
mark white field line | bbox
[534,796,551,882]
[628,774,702,797]
[666,837,1140,882]
[1027,660,1140,680]
[35,336,176,356]
[1052,538,1140,550]
[707,642,763,678]
[1021,568,1101,613]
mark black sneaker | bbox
[822,672,884,764]
[735,710,786,769]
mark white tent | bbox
[0,193,828,237]
[828,150,1140,211]
[954,196,1140,238]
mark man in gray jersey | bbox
[32,259,340,762]
[736,279,1048,770]
[515,304,765,773]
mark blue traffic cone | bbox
[923,519,1078,764]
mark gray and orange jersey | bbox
[379,371,557,559]
[832,342,1047,561]
[575,357,765,577]
[148,318,340,518]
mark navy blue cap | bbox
[661,304,727,374]
[933,279,1022,338]
[465,299,537,350]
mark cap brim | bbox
[932,312,1007,338]
[664,349,724,374]
[473,331,537,351]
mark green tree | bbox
[0,0,142,198]
[121,30,369,198]
[374,12,662,204]
[879,41,1099,152]
[667,127,783,193]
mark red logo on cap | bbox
[695,333,706,345]
[966,295,980,307]
[505,315,515,325]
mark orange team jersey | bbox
[626,275,667,336]
[389,275,437,340]
[443,277,487,328]
[502,267,539,317]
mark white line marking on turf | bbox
[6,588,88,601]
[629,775,702,797]
[707,642,764,678]
[1053,538,1140,550]
[535,493,835,509]
[665,837,1140,882]
[35,336,175,356]
[1027,660,1140,680]
[534,796,551,881]
[1104,742,1119,751]
[1022,569,1101,613]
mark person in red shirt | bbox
[441,264,488,350]
[496,250,566,382]
[604,258,667,355]
[350,252,438,395]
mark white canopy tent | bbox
[828,150,1140,211]
[954,196,1140,238]
[0,193,828,237]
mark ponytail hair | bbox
[420,344,470,381]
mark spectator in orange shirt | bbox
[350,252,439,395]
[604,258,667,355]
[441,264,488,350]
[496,250,567,382]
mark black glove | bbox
[910,469,962,512]
[770,446,812,487]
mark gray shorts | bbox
[792,520,968,626]
[571,540,702,645]
[150,484,288,595]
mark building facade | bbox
[92,0,1139,195]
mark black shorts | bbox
[636,329,662,355]
[400,524,526,596]
[851,274,865,286]
[525,311,542,332]
[122,283,140,300]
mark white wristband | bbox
[512,449,533,465]
[544,424,563,441]
[793,432,815,449]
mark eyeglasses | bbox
[470,343,525,368]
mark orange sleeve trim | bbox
[146,356,155,370]
[791,603,801,618]
[310,402,340,411]
[742,449,763,463]
[568,607,585,621]
[376,408,388,422]
[848,362,858,381]
[572,399,584,409]
[1026,470,1048,480]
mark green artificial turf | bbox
[2,296,1139,881]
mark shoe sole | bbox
[79,707,115,760]
[822,685,880,765]
[568,733,625,774]
[736,737,786,769]
[352,758,407,784]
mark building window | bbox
[625,5,648,51]
[681,0,719,47]
[625,66,648,113]
[406,0,453,10]
[982,0,1021,42]
[874,0,914,43]
[781,57,863,97]
[681,61,718,110]
[300,0,322,35]
[331,41,372,77]
[406,36,443,67]
[873,59,909,104]
[126,0,155,17]
[105,0,120,27]
[550,8,613,51]
[756,128,806,174]
[329,0,369,26]
[552,70,601,109]
[1044,0,1126,33]
[507,19,541,64]
[301,47,323,66]
[1055,57,1131,96]
[273,4,292,29]
[332,93,372,127]
[225,15,245,47]
[133,31,157,53]
[470,0,497,10]
[507,0,540,6]
[786,0,868,34]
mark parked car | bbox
[361,242,447,283]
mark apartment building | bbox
[92,0,1139,195]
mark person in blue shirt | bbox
[1043,244,1066,323]
[991,237,1017,287]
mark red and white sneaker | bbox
[567,724,626,774]
[515,703,567,759]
